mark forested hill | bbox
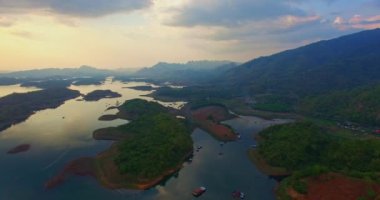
[221,28,380,95]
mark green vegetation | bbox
[118,99,167,120]
[114,113,192,179]
[357,188,377,200]
[83,90,121,101]
[299,85,380,126]
[258,122,330,170]
[96,99,193,182]
[253,94,297,112]
[150,29,380,127]
[259,122,380,175]
[257,122,380,198]
[221,29,380,96]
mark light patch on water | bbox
[0,84,40,97]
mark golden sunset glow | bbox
[1,0,379,70]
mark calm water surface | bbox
[0,80,290,200]
[0,84,40,97]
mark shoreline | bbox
[247,149,290,177]
[190,105,238,141]
[45,143,193,190]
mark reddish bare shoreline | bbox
[286,173,380,200]
[7,144,31,154]
[45,144,193,190]
[191,105,238,141]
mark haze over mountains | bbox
[134,60,239,84]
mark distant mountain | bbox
[134,60,239,84]
[222,28,380,96]
[0,66,114,79]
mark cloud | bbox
[0,0,153,17]
[10,30,37,40]
[279,15,321,28]
[165,0,306,27]
[0,17,15,27]
[333,15,380,30]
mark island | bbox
[97,98,168,121]
[72,77,105,86]
[125,85,155,91]
[7,144,31,154]
[46,99,193,190]
[0,88,81,132]
[83,90,121,101]
[249,122,380,200]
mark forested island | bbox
[46,99,193,190]
[0,88,80,132]
[83,90,122,101]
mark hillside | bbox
[222,28,380,96]
[151,29,380,126]
[299,85,380,126]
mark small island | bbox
[98,98,168,121]
[7,144,31,154]
[46,99,193,190]
[125,85,155,91]
[72,77,105,86]
[250,122,380,200]
[0,88,81,132]
[83,90,121,101]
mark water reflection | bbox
[0,84,40,97]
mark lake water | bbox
[0,80,290,200]
[0,84,40,98]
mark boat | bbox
[192,186,206,197]
[232,190,245,199]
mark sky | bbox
[0,0,379,70]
